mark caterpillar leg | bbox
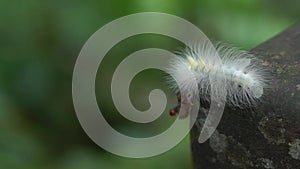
[169,92,194,119]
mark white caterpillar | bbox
[167,42,267,118]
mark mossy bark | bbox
[191,23,300,169]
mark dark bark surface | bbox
[191,23,300,169]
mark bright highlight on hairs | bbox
[167,42,267,118]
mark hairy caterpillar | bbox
[167,42,267,118]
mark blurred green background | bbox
[0,0,299,169]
